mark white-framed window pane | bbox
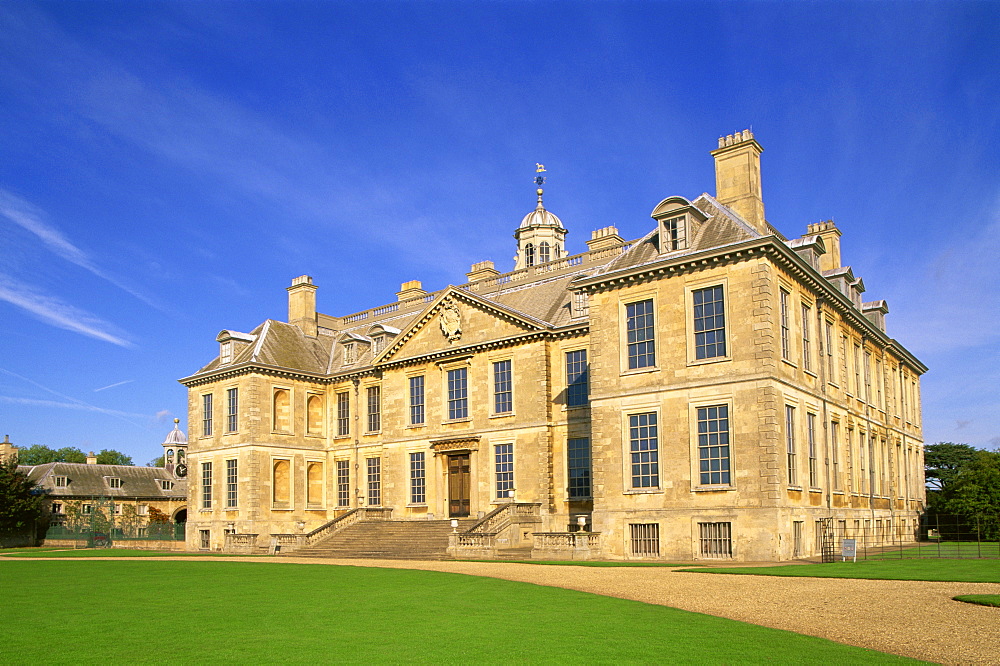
[493,361,512,414]
[226,459,238,508]
[495,444,514,498]
[566,350,588,407]
[626,300,655,369]
[336,392,350,436]
[693,286,726,359]
[226,388,238,433]
[336,460,350,507]
[202,393,213,437]
[785,406,797,485]
[447,368,468,420]
[367,457,381,506]
[409,452,426,504]
[409,376,425,425]
[201,462,213,509]
[697,405,730,485]
[567,438,591,498]
[629,412,658,488]
[367,386,381,432]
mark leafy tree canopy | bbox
[0,456,48,534]
[146,455,165,468]
[924,442,980,492]
[95,449,133,466]
[15,445,134,467]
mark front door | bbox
[448,453,471,517]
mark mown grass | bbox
[0,547,247,558]
[0,560,918,664]
[678,558,1000,583]
[866,541,1000,560]
[953,594,1000,607]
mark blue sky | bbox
[1,1,997,464]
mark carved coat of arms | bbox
[439,300,462,342]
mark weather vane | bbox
[534,163,546,188]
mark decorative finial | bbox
[174,418,180,425]
[534,164,546,207]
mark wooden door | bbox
[448,453,471,517]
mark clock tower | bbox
[162,418,189,479]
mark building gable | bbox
[377,288,547,365]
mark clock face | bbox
[174,463,188,478]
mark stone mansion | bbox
[180,131,926,561]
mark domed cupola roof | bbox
[518,191,566,231]
[162,418,188,446]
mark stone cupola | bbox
[162,418,188,479]
[513,165,567,270]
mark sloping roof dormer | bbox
[650,196,709,256]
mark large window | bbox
[662,215,685,251]
[495,444,514,498]
[367,457,381,506]
[367,386,381,432]
[565,350,588,407]
[630,523,660,556]
[201,462,213,509]
[801,304,812,372]
[447,368,468,420]
[524,243,535,267]
[785,405,797,485]
[825,321,835,379]
[807,413,818,487]
[226,459,238,508]
[693,286,726,360]
[336,392,350,436]
[626,299,655,369]
[629,412,659,488]
[409,376,425,425]
[202,394,213,437]
[567,437,592,498]
[272,460,290,506]
[409,452,426,504]
[336,460,350,507]
[539,241,551,264]
[699,522,733,558]
[697,405,730,485]
[493,360,512,414]
[226,388,238,433]
[831,421,841,491]
[779,289,791,360]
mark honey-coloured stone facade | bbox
[181,131,926,561]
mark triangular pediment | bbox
[375,287,548,364]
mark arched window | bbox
[539,242,551,264]
[525,243,535,267]
[307,395,323,434]
[307,462,323,506]
[273,389,290,433]
[272,460,290,506]
[166,449,174,464]
[177,449,185,463]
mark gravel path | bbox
[8,555,999,664]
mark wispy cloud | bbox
[0,396,148,419]
[0,275,132,347]
[0,188,161,310]
[94,379,134,392]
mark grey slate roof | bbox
[19,462,188,500]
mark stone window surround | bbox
[622,406,661,493]
[619,291,658,375]
[687,396,736,491]
[685,277,731,366]
[439,358,472,424]
[271,385,293,435]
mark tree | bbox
[939,449,1000,540]
[14,444,86,465]
[0,456,48,536]
[925,442,980,492]
[95,449,134,466]
[146,455,165,468]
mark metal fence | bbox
[819,514,1000,562]
[43,496,185,547]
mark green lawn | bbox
[460,559,686,567]
[865,541,1000,559]
[0,548,245,558]
[953,594,1000,607]
[678,558,1000,583]
[0,560,918,664]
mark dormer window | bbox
[344,342,356,364]
[373,336,385,354]
[573,291,590,317]
[220,341,233,365]
[107,477,122,489]
[662,215,686,251]
[54,476,68,488]
[160,480,173,491]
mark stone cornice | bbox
[573,237,927,375]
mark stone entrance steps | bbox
[287,519,477,560]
